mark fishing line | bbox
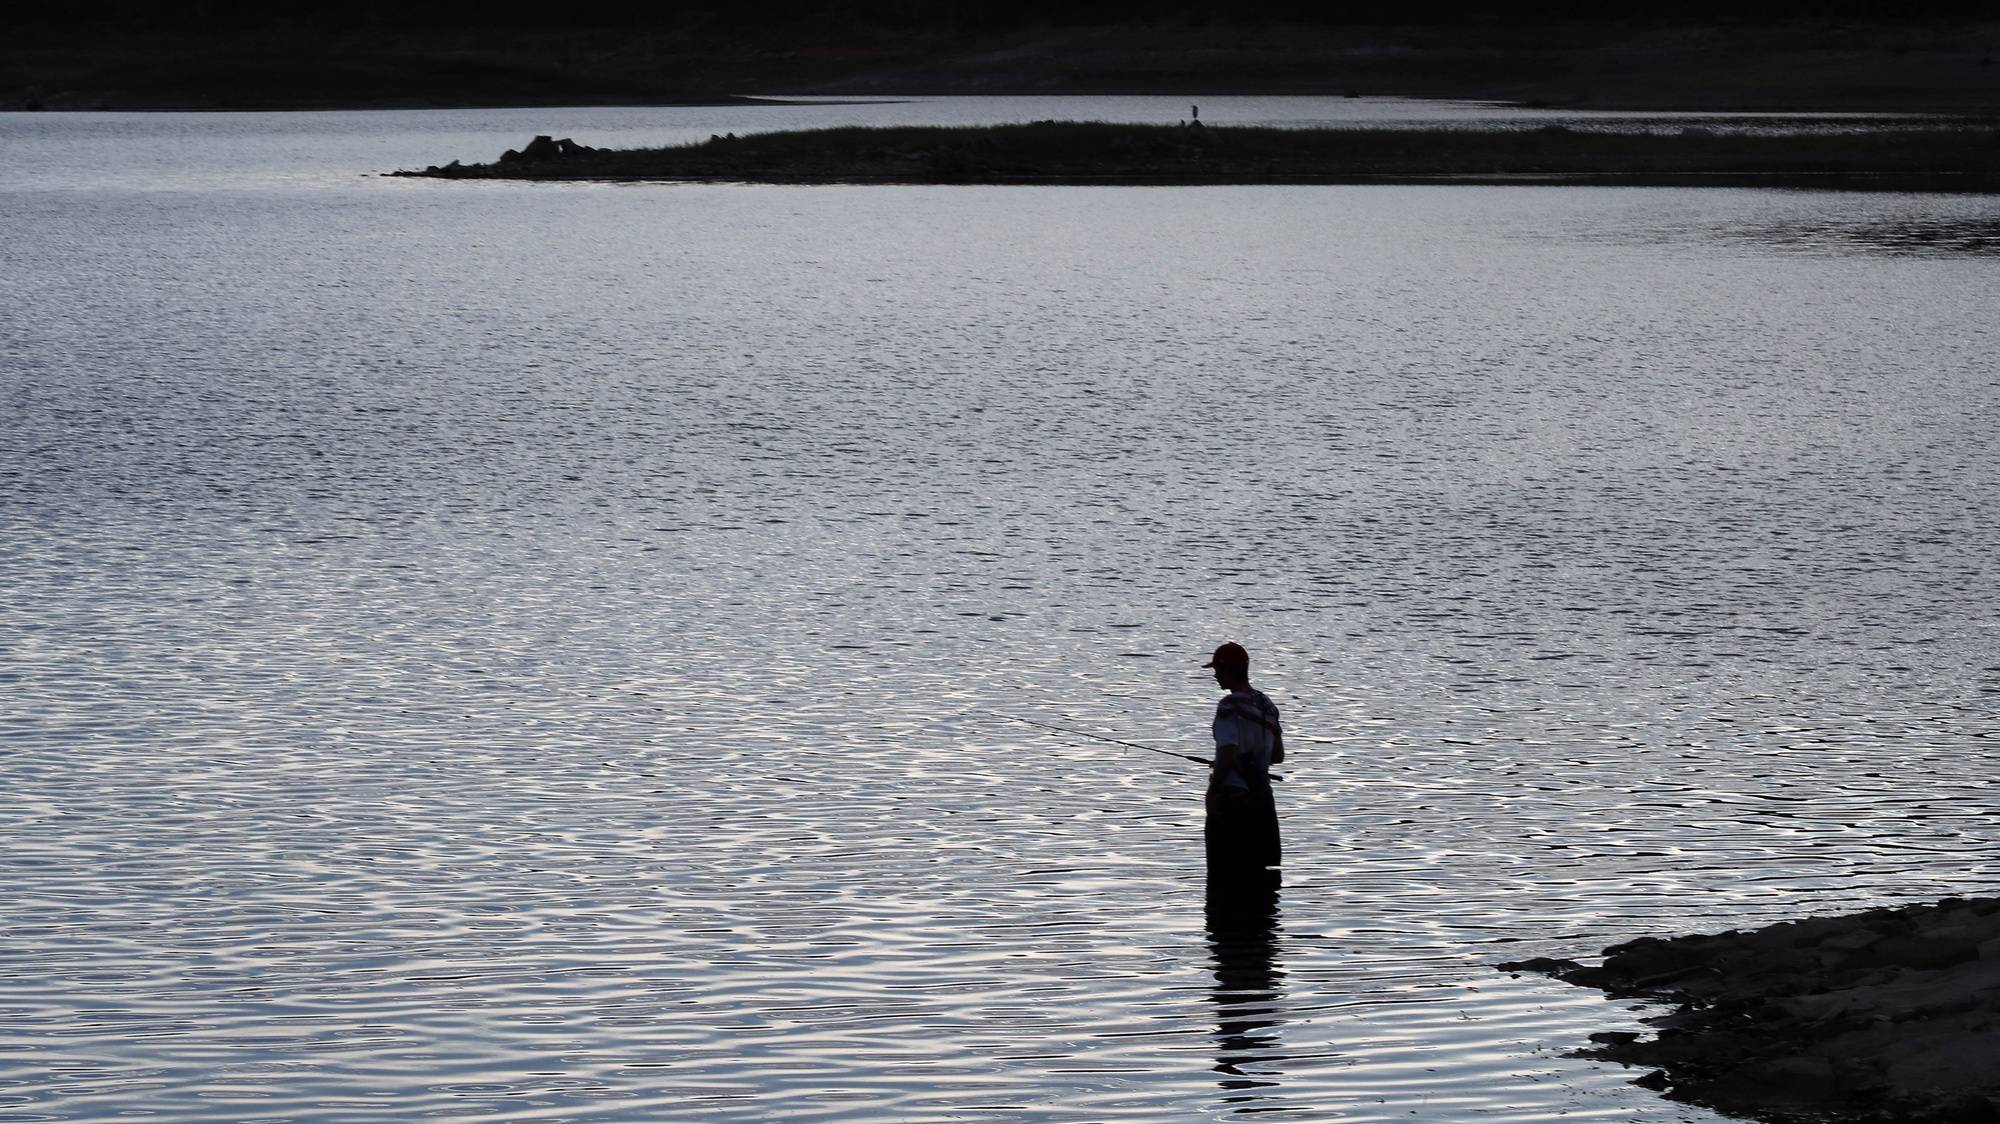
[998,714,1212,767]
[998,714,1286,781]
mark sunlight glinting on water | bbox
[2,102,1996,1121]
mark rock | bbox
[1496,956,1582,975]
[1780,990,1863,1023]
[1940,1093,2000,1121]
[1557,965,1614,989]
[1631,1070,1671,1091]
[503,136,596,165]
[1819,929,1886,953]
[1763,1055,1837,1081]
[1517,896,2000,1123]
[1600,936,1694,978]
[1875,935,1979,972]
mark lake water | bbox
[2,99,1997,1122]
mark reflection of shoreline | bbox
[1206,876,1287,1101]
[1727,215,2000,257]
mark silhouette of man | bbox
[1203,642,1282,880]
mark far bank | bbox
[394,121,2000,192]
[8,18,2000,113]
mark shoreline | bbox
[1502,897,2000,1122]
[390,122,2000,192]
[399,172,2000,193]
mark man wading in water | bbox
[1204,643,1282,880]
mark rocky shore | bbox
[395,122,2000,191]
[1502,897,2000,1122]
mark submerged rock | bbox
[1503,897,2000,1122]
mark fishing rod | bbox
[1000,714,1212,767]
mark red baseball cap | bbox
[1202,642,1249,669]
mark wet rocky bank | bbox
[394,122,2000,191]
[1503,897,2000,1122]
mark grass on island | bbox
[402,120,2000,188]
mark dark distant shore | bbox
[7,17,2000,113]
[1502,897,2000,1123]
[393,121,2000,191]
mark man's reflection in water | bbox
[1206,873,1286,1099]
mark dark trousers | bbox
[1205,781,1280,877]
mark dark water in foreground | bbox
[2,104,1997,1121]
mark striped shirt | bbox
[1212,687,1282,791]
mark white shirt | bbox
[1212,687,1281,791]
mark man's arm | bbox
[1213,740,1240,776]
[1213,708,1244,777]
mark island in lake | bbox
[396,121,2000,191]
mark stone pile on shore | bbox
[418,134,597,178]
[1504,896,2000,1122]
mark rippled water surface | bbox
[2,104,1997,1122]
